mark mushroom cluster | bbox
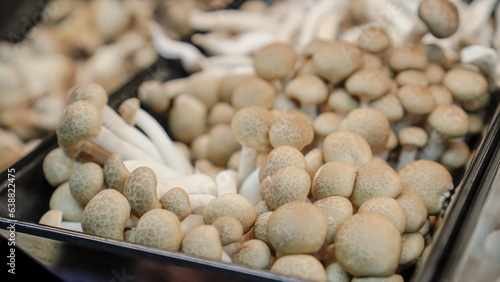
[37,0,500,281]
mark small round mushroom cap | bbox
[208,102,235,126]
[123,166,161,218]
[397,85,435,115]
[137,80,169,112]
[207,124,240,167]
[203,193,256,233]
[134,209,182,251]
[340,108,391,154]
[369,93,405,122]
[56,100,103,156]
[399,127,428,148]
[314,196,354,246]
[124,229,135,243]
[399,160,453,214]
[441,140,470,169]
[357,26,391,54]
[385,130,398,151]
[268,111,314,151]
[350,162,403,208]
[323,131,372,167]
[418,0,459,39]
[160,187,192,221]
[259,145,306,182]
[212,216,244,246]
[313,41,364,84]
[443,68,488,102]
[328,89,359,115]
[260,166,311,211]
[345,68,392,103]
[253,211,272,244]
[218,74,255,103]
[68,83,108,110]
[326,262,351,282]
[271,254,327,282]
[169,94,207,143]
[191,134,210,160]
[181,224,222,261]
[362,52,383,70]
[312,161,358,200]
[43,147,75,187]
[396,190,428,233]
[103,154,130,193]
[313,112,342,137]
[285,75,328,106]
[388,47,428,72]
[81,189,130,240]
[267,201,328,254]
[358,197,407,234]
[184,72,220,109]
[428,85,453,105]
[233,239,271,269]
[400,232,425,265]
[39,209,63,227]
[335,213,402,277]
[305,148,324,179]
[428,104,469,137]
[69,162,104,206]
[49,182,84,221]
[351,275,404,282]
[231,77,276,110]
[425,64,445,85]
[253,43,297,80]
[231,107,274,151]
[463,91,490,112]
[396,70,428,87]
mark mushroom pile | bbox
[38,0,500,281]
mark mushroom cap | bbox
[396,190,428,233]
[326,262,351,282]
[385,130,398,151]
[271,254,327,282]
[358,197,407,234]
[169,94,207,143]
[357,26,391,54]
[231,77,276,110]
[323,131,372,167]
[253,42,297,80]
[268,111,314,151]
[39,209,63,227]
[351,275,404,282]
[137,80,169,112]
[81,189,130,240]
[312,161,358,200]
[313,41,364,84]
[400,232,425,265]
[253,211,272,244]
[397,85,435,115]
[181,224,222,261]
[305,148,324,179]
[43,147,75,187]
[233,239,272,269]
[267,201,328,254]
[285,75,328,105]
[185,72,220,109]
[398,126,428,148]
[313,112,342,137]
[388,47,428,72]
[441,140,470,169]
[203,193,256,233]
[260,165,311,211]
[118,98,140,125]
[208,102,235,126]
[369,93,405,122]
[428,104,469,137]
[428,85,453,105]
[212,216,244,246]
[103,154,130,193]
[362,52,384,70]
[339,108,391,154]
[218,74,255,103]
[207,124,240,167]
[443,68,488,102]
[399,160,453,214]
[350,162,403,208]
[160,187,192,222]
[418,0,459,38]
[123,166,161,218]
[425,64,445,85]
[69,162,104,206]
[69,83,108,110]
[395,70,428,87]
[313,196,354,246]
[49,182,84,221]
[134,209,182,251]
[345,68,392,102]
[328,88,360,115]
[231,106,274,151]
[259,145,307,182]
[334,213,402,277]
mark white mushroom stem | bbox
[238,167,262,206]
[125,215,139,229]
[374,150,390,161]
[156,174,218,199]
[221,251,232,263]
[418,130,447,162]
[460,45,497,78]
[297,0,339,52]
[60,221,83,232]
[453,0,496,45]
[180,214,204,235]
[123,160,182,179]
[396,149,418,172]
[188,9,280,33]
[216,169,238,196]
[238,146,258,187]
[191,31,277,56]
[223,242,241,259]
[314,0,350,41]
[164,77,189,99]
[272,2,304,42]
[189,194,217,214]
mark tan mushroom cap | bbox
[43,147,75,187]
[268,201,328,254]
[233,239,272,269]
[326,262,350,282]
[339,108,391,154]
[396,70,428,87]
[314,196,354,246]
[259,145,307,182]
[441,140,470,169]
[388,47,428,72]
[303,39,331,58]
[361,52,383,70]
[443,68,488,101]
[328,88,359,115]
[49,182,84,221]
[428,85,453,105]
[425,64,445,85]
[428,104,469,137]
[418,0,459,38]
[231,106,274,151]
[369,93,405,122]
[400,232,425,265]
[118,98,139,125]
[399,160,453,214]
[181,224,222,261]
[312,161,358,200]
[168,94,207,143]
[357,26,391,54]
[305,148,324,179]
[39,209,63,227]
[124,229,135,243]
[296,58,317,77]
[313,112,342,137]
[351,275,404,282]
[268,111,314,151]
[103,154,130,193]
[123,166,161,218]
[69,162,104,206]
[385,130,398,151]
[399,126,428,148]
[350,162,404,208]
[358,197,407,234]
[345,68,392,103]
[68,83,108,110]
[334,213,402,277]
[191,134,210,160]
[137,80,169,113]
[396,190,428,233]
[271,254,327,282]
[203,193,256,233]
[253,42,297,80]
[253,211,272,244]
[134,209,182,251]
[208,102,235,126]
[260,166,311,211]
[160,187,192,222]
[207,124,240,167]
[218,74,255,103]
[397,85,436,115]
[313,40,364,84]
[468,113,484,134]
[212,216,244,246]
[255,201,270,217]
[285,74,328,105]
[81,189,130,240]
[323,131,372,168]
[231,77,276,110]
[463,91,490,112]
[184,72,220,109]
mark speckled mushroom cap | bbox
[326,262,350,282]
[345,68,392,103]
[358,197,407,234]
[203,193,256,233]
[181,224,222,261]
[168,94,207,143]
[43,147,75,187]
[267,201,328,254]
[259,145,307,182]
[81,189,130,240]
[418,0,459,38]
[231,77,276,110]
[323,131,372,167]
[184,72,220,109]
[396,190,428,233]
[313,112,342,137]
[397,85,436,115]
[428,104,469,137]
[441,140,470,169]
[305,148,324,179]
[351,275,404,282]
[253,42,297,80]
[134,209,182,251]
[233,239,272,269]
[350,162,404,208]
[334,213,402,277]
[56,100,102,156]
[260,165,311,211]
[339,108,391,154]
[313,196,354,246]
[137,80,169,112]
[160,187,192,222]
[103,154,130,194]
[399,126,428,148]
[68,83,108,110]
[271,254,327,282]
[285,74,328,106]
[428,85,453,105]
[312,161,358,200]
[49,182,84,221]
[369,93,405,122]
[313,40,364,84]
[268,111,314,151]
[388,47,428,72]
[253,211,272,244]
[123,166,161,218]
[328,89,359,115]
[231,106,274,151]
[212,216,244,246]
[399,160,453,214]
[357,26,391,54]
[400,232,425,265]
[443,68,488,102]
[69,162,104,206]
[396,70,428,87]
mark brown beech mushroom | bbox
[425,64,445,85]
[49,182,84,221]
[345,68,392,107]
[123,166,161,218]
[69,162,104,206]
[134,209,182,251]
[271,254,327,282]
[181,224,222,261]
[400,232,425,266]
[327,88,360,116]
[137,80,169,113]
[285,74,328,117]
[258,145,307,182]
[397,85,436,116]
[428,85,453,106]
[440,140,470,169]
[212,216,244,246]
[357,26,391,54]
[253,42,296,80]
[313,196,354,246]
[203,193,256,233]
[388,47,428,72]
[443,68,488,102]
[358,197,407,234]
[396,126,428,171]
[268,110,314,151]
[396,190,428,233]
[323,131,372,167]
[253,211,272,244]
[169,93,207,144]
[418,0,459,39]
[184,72,220,109]
[160,187,192,221]
[43,147,75,187]
[103,154,130,193]
[233,239,271,269]
[313,40,363,84]
[312,161,358,200]
[231,77,276,110]
[206,124,240,167]
[396,70,429,87]
[369,93,405,123]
